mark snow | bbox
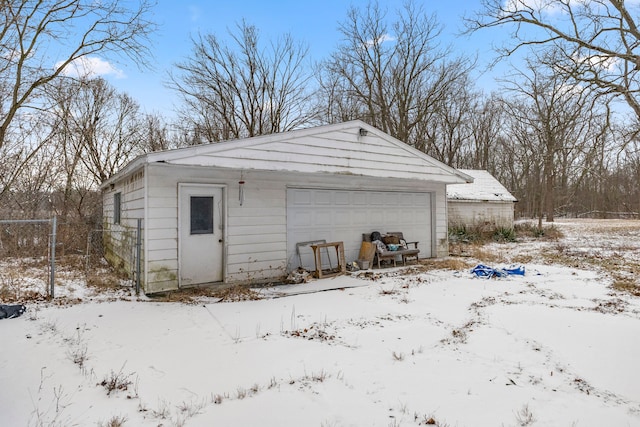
[1,219,640,427]
[447,169,518,202]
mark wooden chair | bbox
[362,232,420,268]
[386,232,420,265]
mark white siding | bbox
[113,121,468,186]
[144,169,177,292]
[166,131,451,180]
[102,168,145,277]
[448,200,515,229]
[143,164,287,292]
[226,174,287,284]
[139,163,450,292]
[433,186,448,257]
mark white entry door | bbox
[178,184,224,286]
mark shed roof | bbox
[101,120,471,189]
[447,169,517,202]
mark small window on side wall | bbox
[114,192,122,224]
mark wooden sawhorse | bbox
[310,241,346,278]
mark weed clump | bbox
[98,367,135,396]
[449,222,563,249]
[99,415,128,427]
[449,224,486,243]
[493,226,516,242]
[449,224,517,244]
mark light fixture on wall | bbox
[239,172,245,206]
[359,128,368,137]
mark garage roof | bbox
[102,120,471,188]
[447,169,517,202]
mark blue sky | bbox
[96,1,506,118]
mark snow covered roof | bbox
[447,169,517,202]
[102,120,472,188]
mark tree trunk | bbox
[545,170,555,222]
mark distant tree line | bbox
[2,0,640,235]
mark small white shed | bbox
[447,169,517,229]
[101,120,471,293]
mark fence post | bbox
[136,218,142,295]
[49,216,57,299]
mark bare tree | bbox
[467,0,640,122]
[499,56,611,222]
[467,94,505,171]
[0,110,56,199]
[318,1,475,154]
[47,78,84,220]
[313,64,366,125]
[0,0,154,198]
[141,113,175,152]
[418,71,479,166]
[47,77,139,219]
[0,130,60,218]
[0,0,154,148]
[53,77,144,185]
[606,134,640,215]
[170,21,313,142]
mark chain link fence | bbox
[85,219,143,293]
[0,217,143,300]
[0,218,57,299]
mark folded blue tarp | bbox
[471,264,525,279]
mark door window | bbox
[190,196,214,234]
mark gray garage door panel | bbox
[286,188,432,271]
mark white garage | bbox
[287,188,433,271]
[102,120,471,294]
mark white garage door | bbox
[286,188,432,271]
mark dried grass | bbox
[99,415,128,427]
[511,253,534,264]
[610,275,640,296]
[98,367,135,396]
[150,284,262,304]
[514,222,564,240]
[211,285,263,302]
[449,240,512,263]
[467,246,507,263]
[0,264,49,302]
[149,287,218,304]
[85,272,123,290]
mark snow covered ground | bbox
[1,219,639,427]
